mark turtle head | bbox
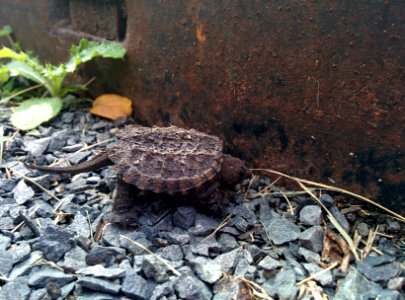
[220,155,252,187]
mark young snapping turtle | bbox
[26,125,251,224]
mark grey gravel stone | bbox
[257,255,282,271]
[217,233,238,253]
[75,292,121,300]
[303,263,333,286]
[101,223,131,247]
[299,225,325,253]
[213,276,248,300]
[0,234,11,251]
[76,276,121,295]
[335,268,402,300]
[77,264,126,279]
[189,256,222,284]
[122,269,155,299]
[299,205,323,226]
[160,244,184,261]
[9,251,43,280]
[150,280,174,300]
[13,179,35,205]
[0,249,13,276]
[24,137,51,157]
[189,213,219,236]
[356,259,402,282]
[213,247,243,274]
[174,274,213,300]
[0,276,31,300]
[0,179,17,192]
[329,205,350,232]
[28,267,75,288]
[262,268,298,300]
[189,237,218,257]
[67,212,91,238]
[172,206,197,230]
[33,225,74,261]
[320,194,334,207]
[28,288,47,300]
[386,219,401,233]
[66,151,92,164]
[60,282,76,299]
[0,217,14,230]
[9,241,31,264]
[32,201,54,218]
[163,227,190,245]
[64,177,88,193]
[58,245,88,272]
[264,217,301,245]
[45,281,62,299]
[387,277,405,291]
[233,256,256,278]
[119,232,152,255]
[298,247,321,263]
[360,254,395,267]
[356,222,369,237]
[86,245,123,266]
[142,254,171,283]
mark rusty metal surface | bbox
[0,0,404,210]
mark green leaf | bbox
[10,97,63,130]
[6,60,45,84]
[0,65,9,82]
[60,84,87,96]
[0,47,27,61]
[65,39,126,72]
[0,25,12,37]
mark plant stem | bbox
[0,83,43,104]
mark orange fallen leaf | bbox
[90,94,132,120]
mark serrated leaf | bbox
[10,97,63,130]
[6,60,46,85]
[65,39,126,72]
[90,94,132,120]
[0,47,28,61]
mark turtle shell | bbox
[108,125,224,194]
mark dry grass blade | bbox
[297,261,339,285]
[0,83,43,104]
[11,206,38,233]
[278,189,294,215]
[361,225,379,259]
[0,274,10,282]
[201,213,233,243]
[244,175,257,200]
[11,168,61,203]
[78,138,113,152]
[302,280,326,300]
[253,169,405,223]
[296,180,360,260]
[233,275,274,300]
[120,235,181,276]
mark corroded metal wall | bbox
[0,0,404,210]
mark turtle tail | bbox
[24,151,112,174]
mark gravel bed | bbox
[0,109,404,300]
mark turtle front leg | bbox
[109,176,140,226]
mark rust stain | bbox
[196,23,206,43]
